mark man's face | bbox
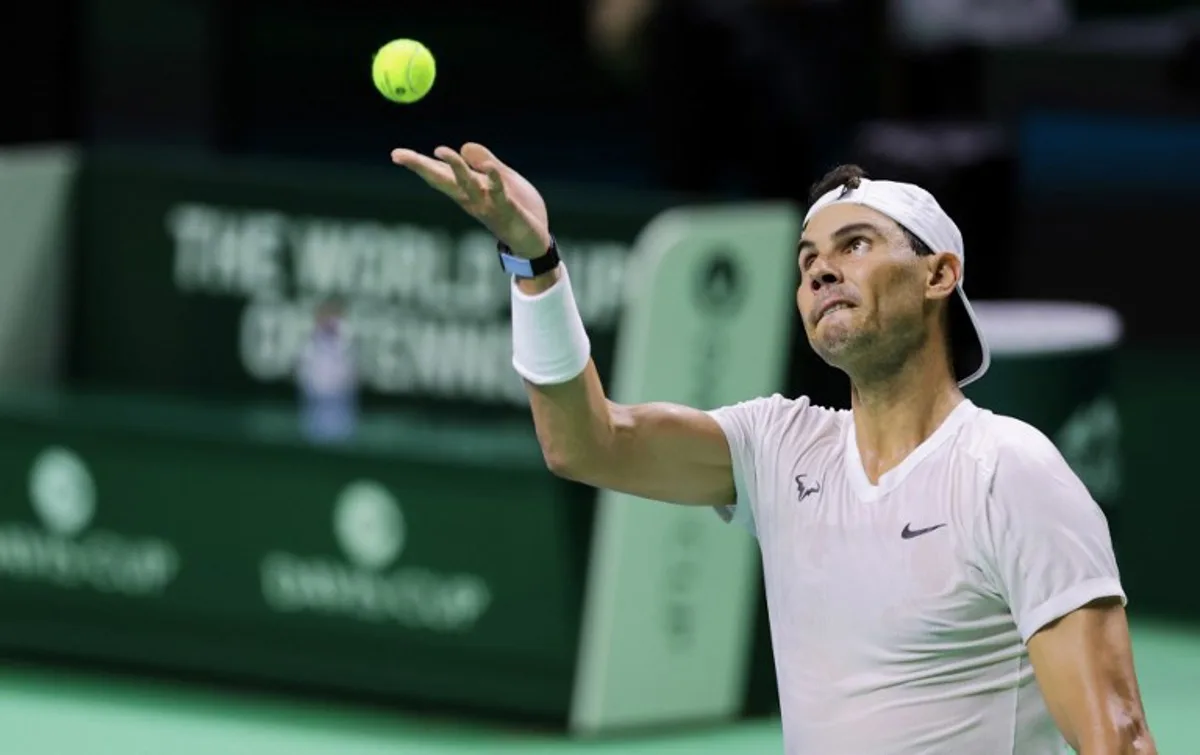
[796,203,949,375]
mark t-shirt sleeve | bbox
[706,393,795,538]
[977,426,1126,643]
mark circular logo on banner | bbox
[1055,395,1122,502]
[333,480,406,571]
[693,251,747,316]
[28,446,96,538]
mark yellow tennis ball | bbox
[372,39,436,104]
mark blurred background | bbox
[1,0,1199,752]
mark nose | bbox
[807,257,842,291]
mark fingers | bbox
[390,148,462,199]
[434,146,484,204]
[459,144,510,203]
[392,144,509,209]
[461,142,502,171]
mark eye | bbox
[845,236,870,254]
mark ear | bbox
[925,252,961,302]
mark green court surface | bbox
[1,619,1197,754]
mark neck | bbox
[848,351,964,484]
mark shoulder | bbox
[958,409,1067,482]
[960,409,1091,513]
[708,394,847,533]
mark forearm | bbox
[526,364,616,475]
[512,264,614,475]
[1047,678,1156,755]
[509,253,733,504]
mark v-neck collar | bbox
[844,399,977,502]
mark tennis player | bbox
[392,142,1157,754]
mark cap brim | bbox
[950,285,991,388]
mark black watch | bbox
[497,235,561,279]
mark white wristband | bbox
[510,263,592,385]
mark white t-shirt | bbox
[709,395,1124,755]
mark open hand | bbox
[391,142,552,259]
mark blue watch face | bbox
[499,253,536,278]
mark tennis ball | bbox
[372,39,436,104]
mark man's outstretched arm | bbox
[393,142,737,507]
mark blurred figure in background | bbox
[586,0,874,202]
[296,298,359,444]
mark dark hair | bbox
[808,164,933,258]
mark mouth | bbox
[815,299,855,323]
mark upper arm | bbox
[977,425,1126,643]
[1027,599,1156,753]
[585,400,737,507]
[566,393,795,520]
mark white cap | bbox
[805,178,991,387]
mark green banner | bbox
[70,149,673,415]
[0,391,583,718]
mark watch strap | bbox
[498,235,560,278]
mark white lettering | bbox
[451,230,509,318]
[289,219,359,297]
[239,299,313,381]
[169,203,218,290]
[290,220,460,306]
[375,224,442,302]
[166,202,633,403]
[167,204,285,296]
[0,525,180,596]
[238,300,525,403]
[260,552,491,633]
